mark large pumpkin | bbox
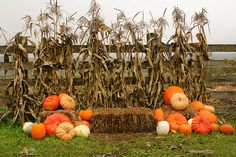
[43,95,60,111]
[56,122,76,140]
[77,108,93,121]
[192,116,212,134]
[31,123,46,140]
[166,113,187,131]
[60,95,76,110]
[164,86,184,105]
[153,108,165,122]
[44,113,72,135]
[198,109,218,124]
[170,93,189,110]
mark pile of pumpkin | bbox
[153,86,234,135]
[22,93,93,140]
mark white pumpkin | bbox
[75,125,90,137]
[188,118,193,126]
[156,121,170,135]
[23,122,34,135]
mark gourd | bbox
[204,105,215,113]
[23,122,33,135]
[191,100,205,111]
[75,125,90,137]
[31,123,46,140]
[211,123,219,132]
[192,116,212,134]
[153,108,165,121]
[163,86,184,105]
[170,93,189,110]
[77,108,93,121]
[219,124,234,134]
[43,95,60,111]
[179,124,192,135]
[60,95,76,110]
[56,122,76,140]
[187,118,193,126]
[44,113,72,135]
[156,121,170,135]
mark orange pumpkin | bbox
[44,113,72,135]
[211,123,219,132]
[192,116,212,134]
[43,95,60,111]
[170,93,189,110]
[191,100,205,111]
[77,108,93,121]
[31,123,46,140]
[219,124,234,135]
[179,124,192,135]
[153,108,165,121]
[60,95,76,110]
[198,109,218,124]
[166,113,187,131]
[163,86,184,105]
[73,120,90,128]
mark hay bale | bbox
[90,107,156,134]
[162,105,197,120]
[38,110,78,122]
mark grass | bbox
[0,119,235,157]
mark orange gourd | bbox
[153,108,165,121]
[198,109,218,124]
[163,86,184,105]
[211,123,219,132]
[192,116,212,134]
[77,108,93,121]
[73,120,90,128]
[166,113,187,131]
[43,95,60,111]
[219,124,234,134]
[179,124,192,135]
[31,123,46,140]
[191,100,205,111]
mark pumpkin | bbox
[75,125,90,137]
[204,105,215,113]
[73,120,90,128]
[60,95,76,110]
[166,113,187,131]
[170,93,189,110]
[219,124,234,135]
[153,108,165,121]
[77,108,93,121]
[23,122,33,135]
[192,116,212,134]
[191,100,205,111]
[58,92,69,99]
[179,124,192,135]
[44,113,72,135]
[163,86,184,105]
[156,121,170,135]
[198,109,218,124]
[187,118,193,126]
[43,95,60,111]
[211,123,219,132]
[56,122,76,140]
[31,123,46,140]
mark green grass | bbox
[0,119,236,157]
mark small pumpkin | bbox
[56,122,76,140]
[219,124,234,135]
[60,95,76,110]
[23,122,33,135]
[153,108,165,122]
[204,105,215,113]
[166,113,187,131]
[191,100,205,111]
[163,86,185,105]
[192,116,212,134]
[58,92,69,99]
[170,93,189,110]
[44,113,72,135]
[77,108,93,121]
[75,125,90,137]
[156,121,170,135]
[211,123,219,132]
[43,95,60,111]
[187,118,193,126]
[198,109,218,124]
[31,123,46,140]
[73,120,90,128]
[179,124,192,135]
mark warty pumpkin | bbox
[31,123,46,140]
[153,108,165,122]
[56,122,76,140]
[170,93,189,110]
[43,95,60,111]
[163,86,184,105]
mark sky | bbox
[0,0,236,44]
